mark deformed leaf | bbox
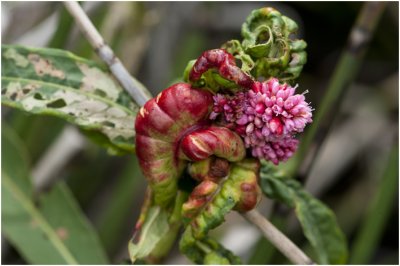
[260,163,348,264]
[1,45,138,154]
[128,206,170,263]
[179,160,260,265]
[240,7,307,82]
[2,125,109,264]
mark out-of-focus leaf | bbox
[350,146,399,264]
[48,5,74,49]
[2,125,110,264]
[10,111,66,165]
[128,206,170,263]
[96,155,143,254]
[2,123,31,197]
[260,163,348,264]
[1,45,138,154]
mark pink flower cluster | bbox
[210,78,313,165]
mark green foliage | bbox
[224,7,307,83]
[96,155,144,254]
[1,45,138,154]
[129,192,187,263]
[350,146,399,264]
[128,207,170,262]
[260,163,348,264]
[180,228,241,265]
[184,7,307,93]
[2,124,109,264]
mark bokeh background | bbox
[2,1,399,264]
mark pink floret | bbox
[210,78,313,164]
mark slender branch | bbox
[290,2,387,179]
[64,3,314,264]
[243,210,315,265]
[63,1,152,106]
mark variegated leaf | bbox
[2,45,138,154]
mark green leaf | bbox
[96,155,143,254]
[128,206,170,263]
[240,7,307,82]
[1,45,138,154]
[260,163,348,264]
[350,146,399,264]
[2,125,109,264]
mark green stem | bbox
[349,145,398,264]
[290,2,387,178]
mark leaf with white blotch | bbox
[1,45,138,154]
[2,124,109,264]
[260,163,348,264]
[128,206,170,263]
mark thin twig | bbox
[64,2,315,264]
[243,210,315,265]
[63,1,152,106]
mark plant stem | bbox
[248,214,286,264]
[290,2,387,179]
[63,1,152,106]
[243,210,315,265]
[64,3,315,264]
[350,144,398,264]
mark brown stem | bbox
[63,1,152,106]
[243,210,315,265]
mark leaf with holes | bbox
[2,124,109,264]
[1,45,138,154]
[260,163,348,264]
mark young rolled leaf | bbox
[2,124,109,264]
[219,7,307,85]
[240,7,307,82]
[1,45,138,154]
[260,163,348,264]
[188,49,254,91]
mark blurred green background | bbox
[1,2,398,264]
